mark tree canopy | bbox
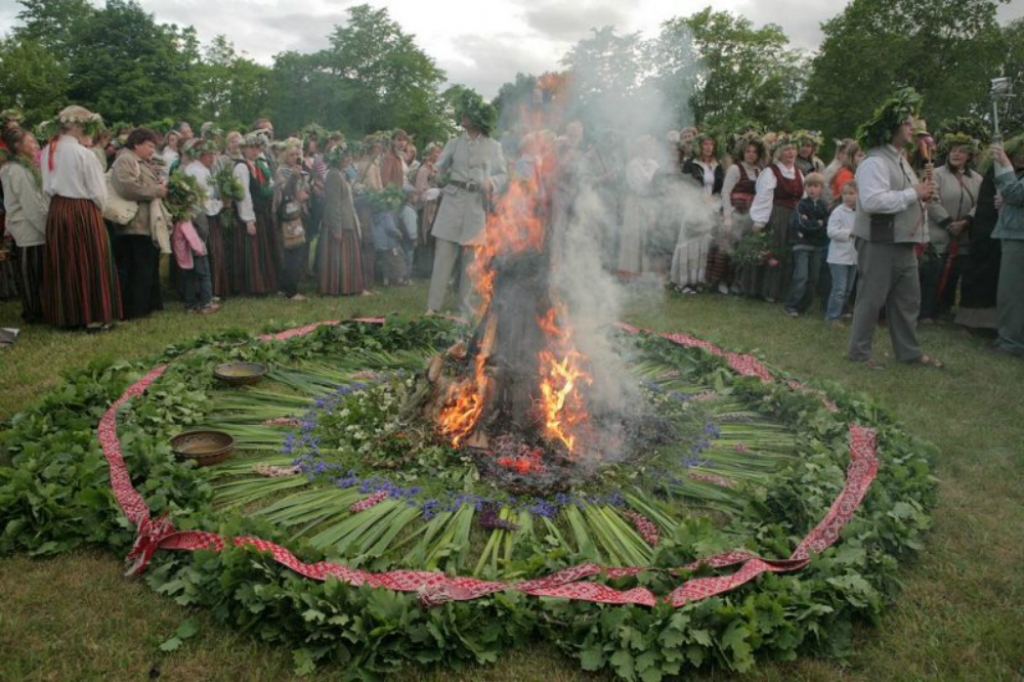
[0,0,1019,146]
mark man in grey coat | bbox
[847,88,943,368]
[426,93,506,315]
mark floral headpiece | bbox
[936,116,990,155]
[1,108,24,125]
[731,131,766,161]
[302,123,328,146]
[325,143,349,167]
[771,133,797,155]
[794,130,823,148]
[56,105,104,138]
[243,129,270,149]
[856,87,923,149]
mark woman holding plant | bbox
[751,135,804,303]
[111,127,170,320]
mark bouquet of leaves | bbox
[165,171,207,222]
[365,185,407,212]
[733,230,777,267]
[214,166,245,224]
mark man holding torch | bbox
[846,87,943,369]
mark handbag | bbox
[102,170,139,225]
[281,218,306,249]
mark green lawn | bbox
[1,282,1022,681]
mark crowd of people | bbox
[0,86,1022,363]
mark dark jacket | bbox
[789,197,830,247]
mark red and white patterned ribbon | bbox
[97,320,879,607]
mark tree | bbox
[796,0,1008,143]
[0,35,70,125]
[660,8,805,131]
[997,18,1024,135]
[315,4,447,141]
[493,72,539,132]
[195,35,272,131]
[560,27,666,134]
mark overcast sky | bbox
[3,0,1022,97]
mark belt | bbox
[448,180,482,192]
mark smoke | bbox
[484,27,717,463]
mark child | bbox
[783,172,830,316]
[173,219,218,314]
[825,180,858,324]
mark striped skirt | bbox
[42,196,122,328]
[233,207,278,296]
[17,244,46,322]
[317,229,365,295]
[207,213,230,298]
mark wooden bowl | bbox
[214,362,267,387]
[170,429,236,467]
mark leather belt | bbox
[448,180,481,192]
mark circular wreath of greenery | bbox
[0,318,936,680]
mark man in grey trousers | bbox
[847,88,943,368]
[426,93,506,316]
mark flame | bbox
[437,315,496,446]
[536,303,593,453]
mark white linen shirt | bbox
[854,145,918,215]
[184,160,223,217]
[749,162,798,226]
[826,204,858,265]
[40,135,106,209]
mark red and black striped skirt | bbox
[42,196,122,328]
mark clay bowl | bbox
[214,362,267,387]
[170,429,236,467]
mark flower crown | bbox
[936,116,990,155]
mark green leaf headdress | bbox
[794,129,823,148]
[856,87,923,149]
[455,90,497,137]
[936,116,990,156]
[771,132,797,158]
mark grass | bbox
[2,281,1023,680]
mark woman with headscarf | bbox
[0,127,48,322]
[750,135,804,303]
[39,105,122,330]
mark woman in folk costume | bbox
[794,131,826,177]
[617,135,660,280]
[353,136,384,287]
[272,137,309,301]
[672,133,723,293]
[751,135,804,302]
[0,127,48,322]
[40,106,122,330]
[319,144,370,296]
[920,118,986,325]
[0,110,26,302]
[412,141,443,276]
[184,138,229,300]
[231,131,278,295]
[721,132,766,297]
[110,127,170,320]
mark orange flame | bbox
[437,315,496,446]
[536,303,593,453]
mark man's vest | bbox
[853,145,926,244]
